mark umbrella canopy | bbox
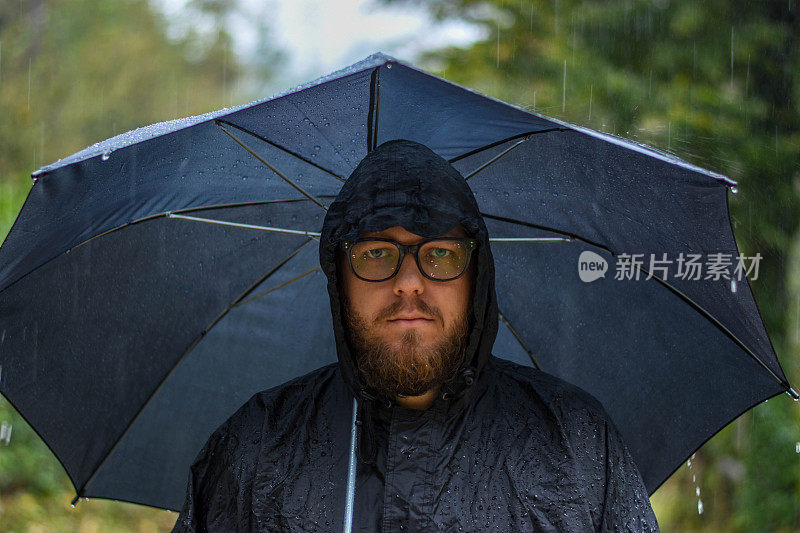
[0,53,794,511]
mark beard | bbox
[341,294,472,399]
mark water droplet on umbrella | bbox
[730,186,738,194]
[101,151,112,161]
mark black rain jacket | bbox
[172,140,659,532]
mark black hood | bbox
[319,139,499,404]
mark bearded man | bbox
[172,139,659,532]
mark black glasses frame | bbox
[341,237,478,282]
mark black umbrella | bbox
[0,53,795,511]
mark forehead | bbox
[360,225,469,242]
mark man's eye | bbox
[431,248,451,258]
[366,249,387,259]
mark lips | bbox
[390,315,433,321]
[387,315,434,326]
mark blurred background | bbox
[0,0,798,531]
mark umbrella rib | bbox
[75,238,317,498]
[216,122,329,211]
[463,135,532,181]
[481,212,612,252]
[167,213,321,238]
[215,119,345,182]
[234,265,322,308]
[625,258,798,398]
[448,128,569,165]
[485,212,796,396]
[498,309,543,371]
[170,215,572,244]
[489,237,572,243]
[367,67,381,152]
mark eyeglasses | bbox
[342,237,478,282]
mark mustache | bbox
[373,297,443,323]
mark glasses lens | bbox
[350,241,400,280]
[419,240,471,280]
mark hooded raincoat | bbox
[172,140,659,532]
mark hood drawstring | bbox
[343,397,359,533]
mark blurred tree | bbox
[0,0,280,530]
[381,0,800,530]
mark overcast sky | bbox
[159,0,483,91]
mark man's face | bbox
[339,225,475,399]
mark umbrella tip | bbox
[787,387,799,401]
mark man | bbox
[173,140,659,532]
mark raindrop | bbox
[730,186,738,194]
[731,279,737,293]
[795,442,800,453]
[101,151,112,161]
[562,60,567,113]
[697,499,704,515]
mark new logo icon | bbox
[578,250,608,282]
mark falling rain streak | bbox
[27,58,32,110]
[496,22,500,68]
[730,27,735,85]
[562,60,566,113]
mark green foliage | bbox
[0,0,244,187]
[384,0,800,530]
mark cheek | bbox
[438,282,472,320]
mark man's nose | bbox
[392,252,425,295]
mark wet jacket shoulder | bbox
[482,356,659,532]
[172,363,352,532]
